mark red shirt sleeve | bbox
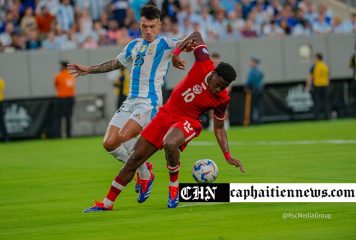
[194,45,210,62]
[213,101,230,120]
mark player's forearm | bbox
[214,127,230,154]
[177,31,204,50]
[88,59,122,74]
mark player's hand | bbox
[67,63,90,78]
[226,157,245,173]
[172,55,186,70]
[183,40,195,52]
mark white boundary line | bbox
[190,139,356,146]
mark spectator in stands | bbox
[227,8,245,32]
[0,22,14,47]
[179,16,193,37]
[128,21,141,38]
[20,7,37,36]
[54,61,76,138]
[312,5,332,35]
[292,19,312,36]
[195,5,214,36]
[36,0,59,16]
[212,9,228,39]
[57,0,74,32]
[169,21,184,39]
[306,53,330,120]
[262,19,284,37]
[9,32,26,51]
[343,13,356,33]
[161,0,180,22]
[88,0,105,21]
[240,19,258,38]
[254,1,269,27]
[42,31,59,50]
[332,17,347,34]
[220,0,238,13]
[245,57,264,124]
[0,76,8,142]
[79,9,93,38]
[241,0,253,20]
[36,6,55,39]
[62,29,78,50]
[25,29,41,50]
[110,0,130,27]
[82,35,98,49]
[267,0,283,18]
[223,24,239,40]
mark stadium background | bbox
[0,0,356,239]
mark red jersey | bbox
[163,45,230,120]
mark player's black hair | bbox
[316,53,323,61]
[140,5,161,20]
[215,62,237,83]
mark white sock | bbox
[103,198,114,208]
[109,145,129,163]
[208,118,214,131]
[123,137,150,180]
[224,119,230,130]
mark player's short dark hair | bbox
[316,53,323,60]
[140,5,161,20]
[215,62,237,83]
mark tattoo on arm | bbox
[89,59,122,73]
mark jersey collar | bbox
[205,71,213,86]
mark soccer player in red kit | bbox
[84,31,245,212]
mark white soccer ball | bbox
[192,159,218,183]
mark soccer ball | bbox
[192,159,218,183]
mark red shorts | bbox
[141,107,203,152]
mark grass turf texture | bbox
[0,119,356,240]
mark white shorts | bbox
[109,98,160,129]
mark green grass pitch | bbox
[1,119,356,240]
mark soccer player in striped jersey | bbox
[83,31,245,212]
[68,5,181,208]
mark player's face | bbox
[209,73,231,94]
[140,17,161,42]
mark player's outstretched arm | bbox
[172,31,206,70]
[213,117,245,173]
[67,58,123,78]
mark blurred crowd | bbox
[1,0,356,53]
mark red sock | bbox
[106,176,127,202]
[167,162,180,186]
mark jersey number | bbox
[181,83,207,103]
[183,120,193,133]
[134,54,145,66]
[182,88,195,103]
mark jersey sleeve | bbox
[213,101,230,120]
[116,39,138,67]
[193,44,210,62]
[162,36,179,49]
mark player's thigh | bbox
[119,118,143,142]
[163,127,186,149]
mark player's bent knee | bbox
[103,139,120,152]
[163,140,178,153]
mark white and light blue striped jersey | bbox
[116,35,177,115]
